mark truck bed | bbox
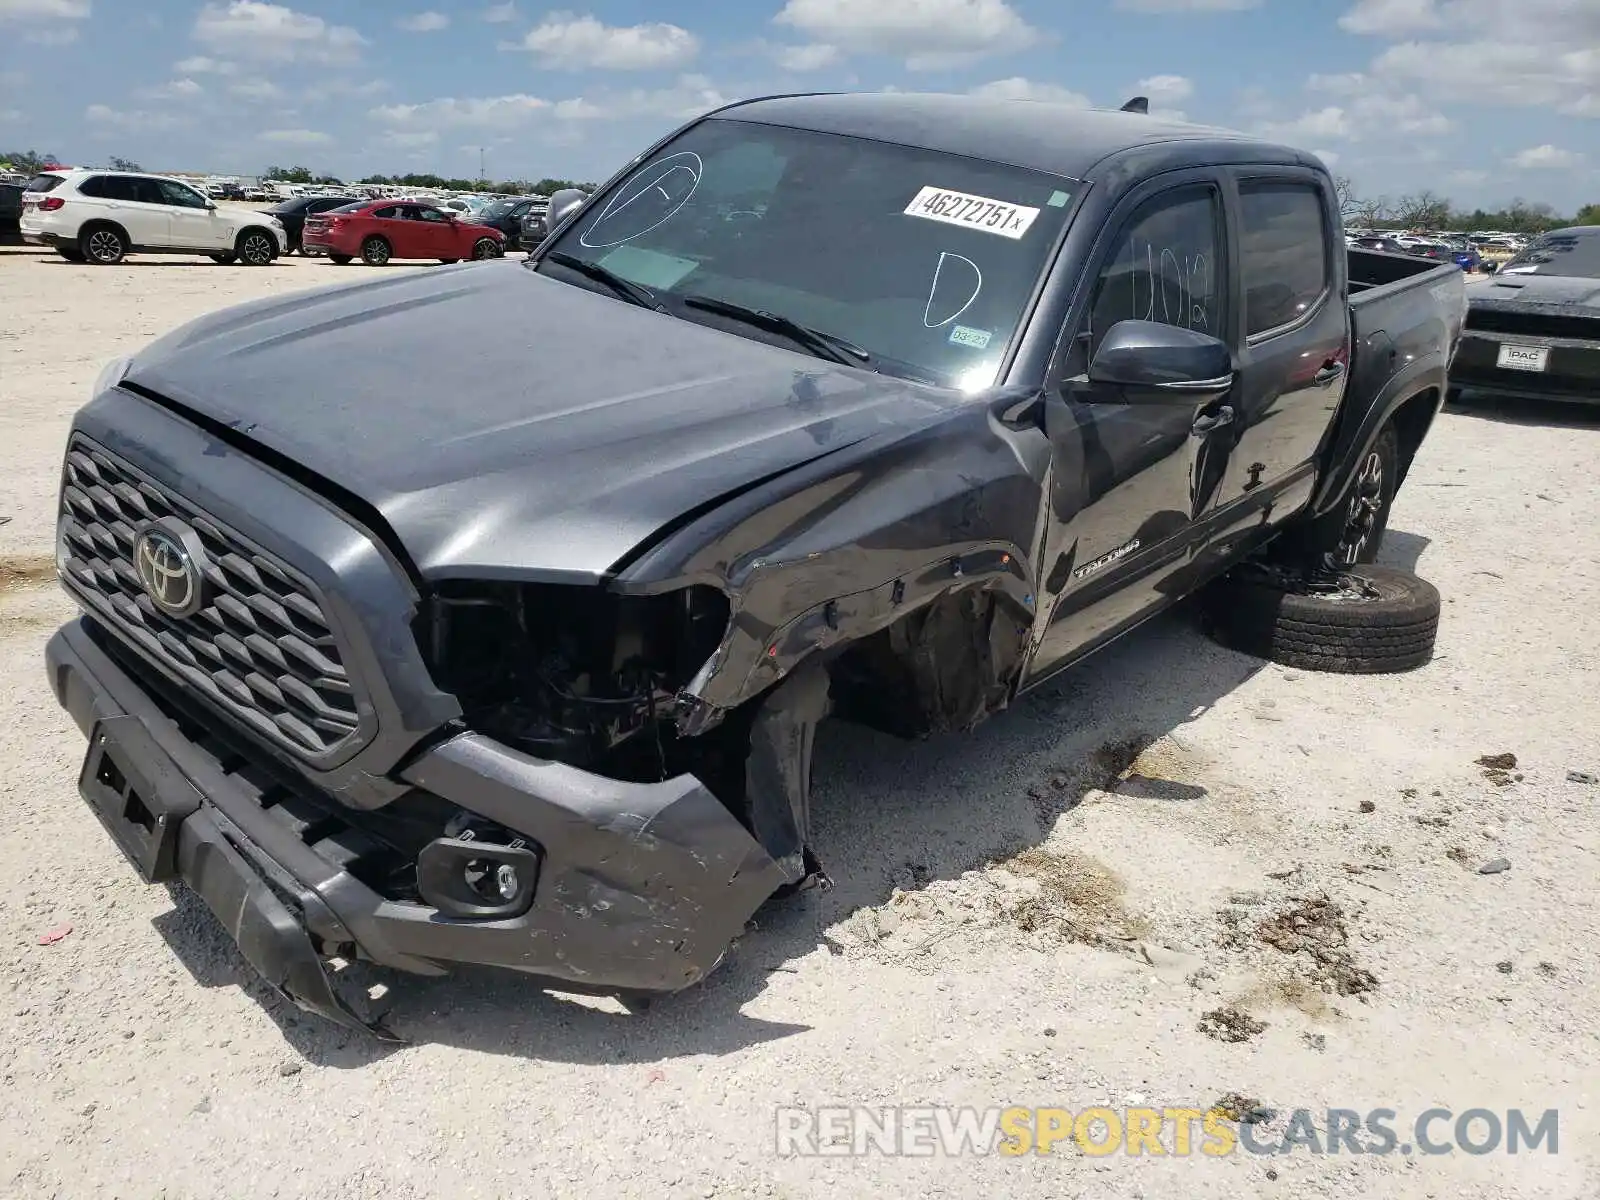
[1347,247,1464,386]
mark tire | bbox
[79,224,127,265]
[235,228,276,266]
[471,237,498,260]
[438,258,459,265]
[55,247,85,262]
[1204,562,1439,674]
[1278,425,1398,567]
[361,236,391,266]
[209,252,237,264]
[328,253,353,265]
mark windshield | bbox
[480,200,518,219]
[1502,231,1600,279]
[536,117,1077,388]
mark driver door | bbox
[1024,176,1240,683]
[153,178,216,248]
[412,205,457,257]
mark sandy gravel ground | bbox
[0,246,1596,1199]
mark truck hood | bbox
[1477,273,1600,310]
[124,260,961,583]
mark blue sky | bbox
[0,0,1595,211]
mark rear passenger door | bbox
[81,175,169,247]
[1206,171,1349,535]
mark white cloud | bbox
[380,130,439,148]
[229,78,283,100]
[397,10,448,32]
[371,93,550,130]
[0,108,22,123]
[139,78,204,100]
[1342,0,1600,117]
[1255,91,1451,145]
[193,2,366,65]
[773,42,841,71]
[1136,74,1194,103]
[84,103,189,133]
[0,0,89,20]
[1115,0,1259,9]
[1338,0,1439,35]
[175,55,236,74]
[259,128,333,145]
[549,74,734,122]
[24,24,75,42]
[1311,148,1340,167]
[1510,144,1580,170]
[969,77,1091,106]
[482,1,515,21]
[1258,106,1352,143]
[509,12,698,70]
[775,0,1040,69]
[306,78,387,101]
[1447,169,1488,186]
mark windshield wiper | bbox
[680,294,871,367]
[543,251,664,311]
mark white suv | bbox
[19,169,286,265]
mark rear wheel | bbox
[361,236,391,266]
[1278,425,1398,567]
[236,229,276,266]
[80,224,127,265]
[471,237,499,260]
[328,253,353,264]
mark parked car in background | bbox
[518,198,553,250]
[1352,235,1409,255]
[301,198,505,265]
[463,196,540,249]
[0,179,22,244]
[1450,225,1600,405]
[263,193,356,254]
[18,169,285,265]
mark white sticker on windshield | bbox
[904,186,1041,240]
[949,325,992,349]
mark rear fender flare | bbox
[1309,350,1446,517]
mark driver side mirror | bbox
[1088,320,1233,398]
[204,200,217,210]
[545,187,587,232]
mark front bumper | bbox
[1452,330,1600,404]
[47,616,787,1036]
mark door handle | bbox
[1191,405,1234,436]
[1312,360,1346,387]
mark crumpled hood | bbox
[124,260,959,583]
[1477,273,1600,309]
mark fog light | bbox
[417,836,541,920]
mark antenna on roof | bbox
[1120,96,1149,114]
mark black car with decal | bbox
[46,91,1464,1037]
[1448,225,1600,406]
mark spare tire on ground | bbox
[1204,562,1439,674]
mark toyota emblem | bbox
[133,525,206,619]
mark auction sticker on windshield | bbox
[904,186,1041,240]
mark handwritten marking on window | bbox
[580,151,704,250]
[923,251,982,328]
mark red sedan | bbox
[302,199,505,265]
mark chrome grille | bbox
[58,437,364,758]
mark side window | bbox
[1085,186,1224,362]
[131,178,167,205]
[78,175,107,199]
[372,206,397,219]
[1239,181,1329,336]
[416,207,449,223]
[156,180,207,208]
[99,176,141,202]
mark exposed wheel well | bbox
[1390,386,1440,488]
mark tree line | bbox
[1332,175,1599,232]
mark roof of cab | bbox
[710,92,1301,181]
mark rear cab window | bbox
[1238,181,1331,336]
[24,173,67,194]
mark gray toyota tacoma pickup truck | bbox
[45,92,1464,1036]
